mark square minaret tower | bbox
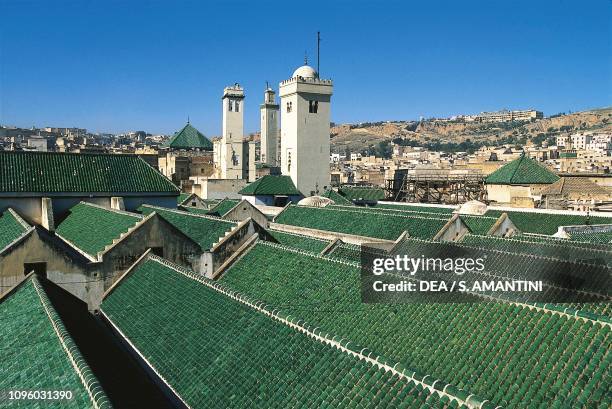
[221,84,246,179]
[279,65,333,196]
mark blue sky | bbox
[1,0,610,135]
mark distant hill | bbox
[330,107,612,154]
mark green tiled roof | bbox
[460,234,612,267]
[0,151,179,194]
[338,186,386,201]
[206,198,239,217]
[162,123,213,150]
[267,229,330,253]
[485,209,611,235]
[239,175,301,196]
[139,205,236,251]
[180,206,210,215]
[321,189,353,205]
[460,215,499,235]
[56,203,143,258]
[0,209,30,252]
[177,193,192,205]
[568,230,612,245]
[101,256,453,409]
[220,241,611,408]
[275,205,448,240]
[373,202,455,214]
[1,275,111,408]
[485,154,559,185]
[326,242,362,263]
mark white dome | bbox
[297,196,333,208]
[458,200,488,216]
[292,65,318,79]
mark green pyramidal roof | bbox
[239,175,301,196]
[485,154,559,185]
[163,123,213,150]
[0,275,111,408]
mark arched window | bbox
[235,101,240,112]
[228,100,233,112]
[286,101,292,113]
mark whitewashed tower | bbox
[221,84,246,179]
[260,86,279,166]
[279,62,333,196]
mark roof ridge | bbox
[77,201,143,219]
[143,255,484,409]
[141,204,235,224]
[307,205,450,221]
[31,277,111,409]
[7,208,31,229]
[258,240,361,268]
[269,227,329,242]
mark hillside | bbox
[330,107,612,154]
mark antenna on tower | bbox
[304,51,308,65]
[265,81,269,90]
[317,31,321,76]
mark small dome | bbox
[292,65,318,79]
[297,196,333,208]
[458,200,488,216]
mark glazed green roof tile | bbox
[485,154,560,185]
[220,241,611,409]
[101,256,449,408]
[267,229,330,253]
[326,242,362,263]
[139,205,236,251]
[0,151,178,194]
[180,206,211,215]
[0,209,30,252]
[567,230,612,245]
[206,199,240,217]
[460,215,499,235]
[485,209,611,235]
[56,202,142,258]
[275,205,448,240]
[239,175,301,196]
[321,189,353,205]
[177,193,192,205]
[338,186,386,201]
[460,234,612,267]
[372,202,455,214]
[0,276,111,408]
[162,123,213,150]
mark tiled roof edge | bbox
[0,208,35,256]
[31,277,112,409]
[77,201,144,219]
[98,211,157,258]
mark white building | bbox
[260,87,280,166]
[279,63,333,196]
[220,84,248,179]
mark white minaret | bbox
[279,63,333,196]
[260,86,279,166]
[221,84,246,179]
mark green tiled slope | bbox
[220,242,611,409]
[101,257,454,409]
[0,151,178,193]
[275,205,448,240]
[485,155,559,184]
[373,202,455,214]
[163,123,213,150]
[239,175,301,196]
[460,234,612,267]
[0,209,29,251]
[330,204,452,219]
[322,189,353,205]
[568,231,612,245]
[267,229,330,253]
[338,186,385,201]
[1,276,111,408]
[206,199,239,217]
[485,209,611,235]
[140,205,236,250]
[56,203,142,258]
[326,242,362,263]
[460,215,499,235]
[177,193,191,205]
